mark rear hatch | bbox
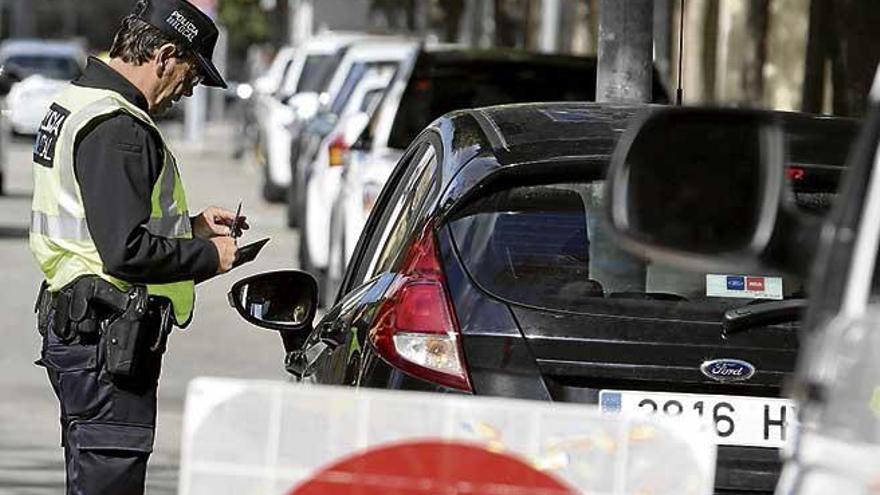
[448,179,807,398]
[446,169,842,492]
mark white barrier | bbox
[178,378,716,495]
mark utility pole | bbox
[539,0,561,53]
[596,0,653,103]
[289,0,313,46]
[478,0,495,48]
[591,0,653,290]
[459,0,477,47]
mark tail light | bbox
[368,224,472,391]
[786,166,806,181]
[328,134,349,167]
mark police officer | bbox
[29,1,241,493]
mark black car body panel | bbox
[299,102,859,494]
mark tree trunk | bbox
[653,0,673,86]
[439,0,465,42]
[701,0,719,103]
[802,0,831,113]
[741,0,770,105]
[829,0,880,117]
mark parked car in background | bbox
[256,33,364,202]
[297,69,395,283]
[252,45,295,103]
[0,39,86,135]
[286,38,418,221]
[229,102,859,494]
[319,49,668,299]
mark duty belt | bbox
[35,277,173,373]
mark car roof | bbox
[469,102,645,165]
[305,33,407,54]
[340,39,419,61]
[0,39,85,60]
[419,47,594,63]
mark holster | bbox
[35,278,173,377]
[102,285,149,377]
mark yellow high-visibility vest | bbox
[30,85,195,325]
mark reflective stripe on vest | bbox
[30,85,196,325]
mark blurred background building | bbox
[0,0,876,116]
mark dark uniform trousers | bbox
[37,301,166,495]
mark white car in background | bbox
[1,40,86,135]
[253,45,295,102]
[252,45,294,132]
[257,32,365,202]
[295,39,418,279]
[299,69,395,284]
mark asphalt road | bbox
[0,120,300,494]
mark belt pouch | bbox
[69,280,99,335]
[103,316,146,377]
[51,291,74,342]
[36,283,52,337]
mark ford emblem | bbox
[700,358,756,382]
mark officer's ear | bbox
[154,43,178,79]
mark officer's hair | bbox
[109,4,185,65]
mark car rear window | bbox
[5,55,81,80]
[329,62,397,115]
[387,58,600,149]
[449,180,825,314]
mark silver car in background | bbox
[0,39,86,136]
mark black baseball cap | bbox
[134,0,227,88]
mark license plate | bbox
[599,390,797,448]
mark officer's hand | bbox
[193,206,250,239]
[211,236,238,273]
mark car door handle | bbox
[285,341,330,380]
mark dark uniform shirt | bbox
[72,57,218,284]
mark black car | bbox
[230,102,858,494]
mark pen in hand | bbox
[229,201,242,240]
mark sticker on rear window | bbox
[706,274,783,300]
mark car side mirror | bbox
[228,270,318,331]
[606,107,790,273]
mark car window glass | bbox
[312,48,348,95]
[272,58,296,97]
[349,144,428,287]
[5,55,81,80]
[330,61,398,115]
[360,88,384,113]
[370,147,438,276]
[329,62,367,114]
[295,54,332,93]
[387,59,601,149]
[350,145,438,287]
[449,180,830,315]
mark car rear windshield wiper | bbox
[722,299,807,337]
